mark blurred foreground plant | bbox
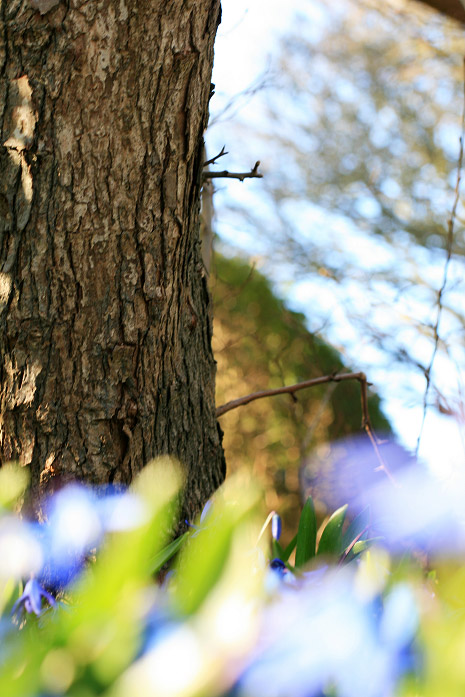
[1,450,465,697]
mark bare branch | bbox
[203,145,228,167]
[416,57,465,454]
[216,371,395,482]
[203,161,262,182]
[216,371,365,417]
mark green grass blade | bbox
[342,507,370,551]
[317,504,348,557]
[272,538,285,560]
[295,496,317,568]
[149,532,189,575]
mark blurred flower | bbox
[300,436,413,512]
[39,484,103,587]
[38,484,148,587]
[269,558,286,574]
[354,464,465,554]
[185,499,214,535]
[11,578,55,619]
[380,585,416,646]
[238,568,418,697]
[113,623,217,697]
[96,490,148,532]
[271,514,281,541]
[264,559,297,594]
[0,517,43,579]
[302,436,465,555]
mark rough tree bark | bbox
[0,0,226,518]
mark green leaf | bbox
[351,538,383,557]
[317,504,348,557]
[171,475,259,616]
[0,464,29,509]
[342,507,370,551]
[282,533,298,562]
[149,532,189,575]
[0,579,21,619]
[295,496,317,567]
[272,538,285,560]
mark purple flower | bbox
[302,436,465,555]
[300,436,413,513]
[354,464,465,554]
[11,578,55,619]
[239,568,418,697]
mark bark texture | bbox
[0,0,226,518]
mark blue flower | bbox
[96,489,148,532]
[37,484,103,588]
[269,558,286,574]
[11,578,55,619]
[0,516,43,580]
[185,499,214,535]
[271,514,282,541]
[238,568,419,697]
[302,435,465,555]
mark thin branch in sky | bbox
[416,57,465,455]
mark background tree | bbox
[212,252,390,536]
[0,0,225,517]
[208,0,465,457]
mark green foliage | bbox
[213,252,390,535]
[3,462,465,697]
[171,475,260,616]
[0,462,183,697]
[294,496,317,567]
[317,504,348,558]
[271,495,378,571]
[342,506,370,551]
[0,463,29,510]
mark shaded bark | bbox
[416,0,465,24]
[0,0,226,518]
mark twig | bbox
[203,161,262,182]
[216,371,366,417]
[416,57,465,455]
[216,371,395,483]
[203,145,228,167]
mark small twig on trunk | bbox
[203,161,262,182]
[216,371,396,483]
[203,145,228,167]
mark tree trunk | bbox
[0,0,226,519]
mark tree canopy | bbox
[208,0,465,459]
